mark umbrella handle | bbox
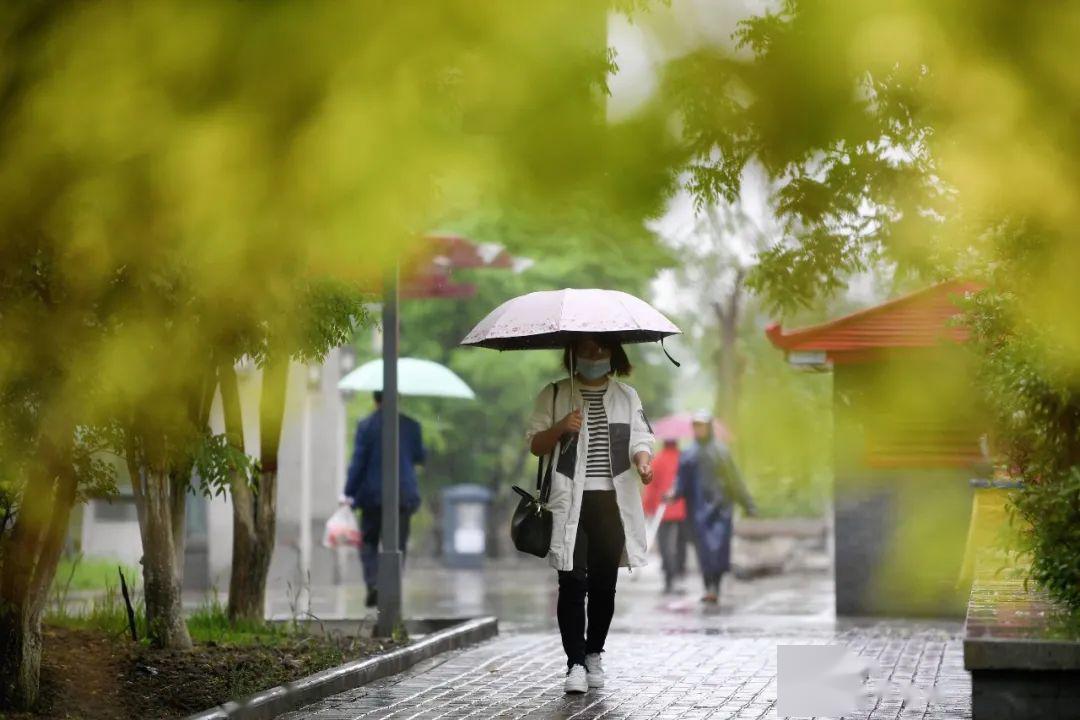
[570,352,576,407]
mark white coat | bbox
[525,377,655,572]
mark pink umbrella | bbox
[460,288,680,351]
[461,288,682,398]
[652,412,732,443]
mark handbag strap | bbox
[535,382,559,503]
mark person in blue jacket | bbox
[670,410,756,605]
[340,391,425,607]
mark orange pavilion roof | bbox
[766,280,982,363]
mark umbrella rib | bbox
[613,292,643,331]
[558,289,568,337]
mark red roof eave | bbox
[766,281,983,360]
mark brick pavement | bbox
[278,620,971,719]
[274,546,972,720]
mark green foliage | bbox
[0,0,679,557]
[965,289,1080,477]
[660,1,959,314]
[658,0,1080,603]
[288,281,373,365]
[192,431,252,498]
[966,286,1080,611]
[0,0,678,696]
[1010,469,1080,612]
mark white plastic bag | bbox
[322,506,362,549]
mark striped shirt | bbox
[580,386,614,490]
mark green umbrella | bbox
[337,357,475,399]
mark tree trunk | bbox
[128,447,192,649]
[226,467,277,622]
[124,364,214,648]
[0,429,77,709]
[0,590,41,711]
[226,358,287,622]
[169,465,189,572]
[712,268,745,423]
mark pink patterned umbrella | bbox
[652,413,732,442]
[460,288,681,351]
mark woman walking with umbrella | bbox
[526,334,654,693]
[462,288,679,694]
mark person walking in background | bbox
[671,410,756,605]
[526,334,655,694]
[642,438,689,594]
[340,391,425,608]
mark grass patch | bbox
[187,593,292,645]
[46,578,148,640]
[53,553,140,592]
[47,578,307,648]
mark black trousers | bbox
[657,519,691,586]
[557,490,625,668]
[359,507,412,590]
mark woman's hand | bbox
[634,451,653,484]
[557,409,582,434]
[530,409,581,456]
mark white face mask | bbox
[576,356,611,380]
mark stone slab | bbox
[964,574,1080,671]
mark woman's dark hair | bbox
[562,335,632,377]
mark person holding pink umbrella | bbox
[462,288,679,694]
[525,334,654,693]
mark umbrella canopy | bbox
[338,357,475,399]
[652,412,732,443]
[460,288,681,350]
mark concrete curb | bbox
[184,616,498,720]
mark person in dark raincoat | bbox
[670,410,756,604]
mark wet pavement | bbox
[273,558,973,719]
[267,559,837,633]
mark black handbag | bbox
[510,383,559,558]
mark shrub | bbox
[1009,468,1080,611]
[968,288,1080,612]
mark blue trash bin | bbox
[441,484,493,568]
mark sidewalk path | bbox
[276,561,971,719]
[278,622,968,719]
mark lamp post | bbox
[370,237,524,637]
[375,265,402,637]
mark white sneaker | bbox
[564,664,588,694]
[584,653,605,688]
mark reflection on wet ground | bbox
[266,555,836,634]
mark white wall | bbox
[80,499,143,566]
